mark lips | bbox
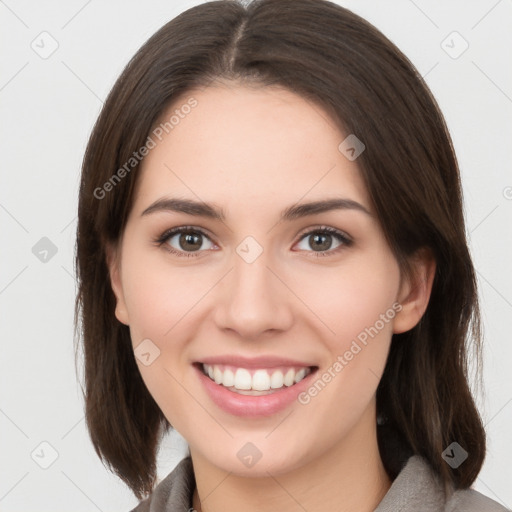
[193,356,318,417]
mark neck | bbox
[191,410,392,512]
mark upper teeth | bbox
[202,364,311,391]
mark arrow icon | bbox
[442,441,468,468]
[440,31,468,60]
[30,31,59,60]
[338,134,365,161]
[236,236,263,263]
[31,441,59,469]
[135,339,161,366]
[237,442,263,467]
[32,237,58,263]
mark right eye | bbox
[155,226,216,257]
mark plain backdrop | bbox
[1,1,511,510]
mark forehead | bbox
[132,84,370,215]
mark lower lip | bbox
[194,364,317,417]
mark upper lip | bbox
[196,355,317,369]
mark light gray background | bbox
[1,1,511,510]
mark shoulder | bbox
[445,487,510,512]
[129,456,196,512]
[375,455,510,512]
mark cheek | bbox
[121,250,213,342]
[121,258,198,428]
[296,253,401,350]
[292,262,400,444]
[120,251,216,424]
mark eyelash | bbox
[154,225,353,258]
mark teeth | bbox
[234,368,252,390]
[223,368,235,387]
[294,368,306,383]
[270,370,284,389]
[213,366,223,384]
[284,368,295,386]
[252,370,271,391]
[202,363,312,392]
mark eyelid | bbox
[154,224,353,257]
[295,224,352,243]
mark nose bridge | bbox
[233,240,274,299]
[213,235,293,338]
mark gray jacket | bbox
[131,455,510,511]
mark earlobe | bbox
[393,248,436,334]
[105,242,130,326]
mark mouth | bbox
[193,362,318,396]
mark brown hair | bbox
[75,0,486,500]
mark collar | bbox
[133,454,506,512]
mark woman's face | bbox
[108,84,422,476]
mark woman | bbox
[74,0,509,510]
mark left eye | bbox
[295,228,351,253]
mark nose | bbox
[213,243,294,340]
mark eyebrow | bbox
[140,197,371,221]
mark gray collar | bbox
[132,454,509,512]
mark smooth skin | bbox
[107,84,436,512]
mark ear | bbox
[105,242,130,326]
[393,248,436,334]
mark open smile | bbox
[193,359,319,417]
